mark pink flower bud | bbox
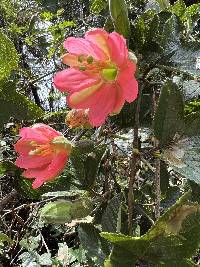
[65,109,91,128]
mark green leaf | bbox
[101,193,122,233]
[72,140,95,155]
[71,145,106,190]
[132,10,156,50]
[18,251,43,267]
[153,80,184,146]
[90,0,107,14]
[0,31,19,80]
[109,0,130,38]
[171,0,186,18]
[184,110,200,137]
[104,246,137,267]
[40,197,93,224]
[156,0,170,10]
[101,193,200,266]
[188,180,200,204]
[78,223,110,267]
[38,253,52,265]
[0,160,18,176]
[0,80,44,129]
[20,235,41,251]
[159,14,200,76]
[168,136,200,185]
[0,232,13,244]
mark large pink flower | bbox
[14,124,72,189]
[53,28,138,127]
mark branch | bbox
[128,83,143,235]
[154,158,161,219]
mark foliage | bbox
[0,30,19,81]
[101,193,200,266]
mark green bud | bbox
[40,200,72,224]
[40,197,93,224]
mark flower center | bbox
[101,68,118,81]
[28,144,51,156]
[28,136,72,156]
[51,136,72,154]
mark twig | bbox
[128,83,143,235]
[156,64,196,80]
[39,229,51,255]
[140,156,155,172]
[154,158,161,219]
[152,86,161,220]
[72,129,87,141]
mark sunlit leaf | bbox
[0,31,19,80]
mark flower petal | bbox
[15,154,53,169]
[32,124,61,139]
[88,83,124,127]
[14,140,33,155]
[19,127,49,143]
[32,178,45,189]
[85,28,110,58]
[53,68,100,93]
[64,37,107,60]
[23,153,68,188]
[117,61,138,103]
[19,124,60,144]
[62,53,80,66]
[112,83,125,113]
[67,81,103,108]
[107,32,128,67]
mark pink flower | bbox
[53,28,138,127]
[14,124,72,189]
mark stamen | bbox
[29,148,43,156]
[78,55,84,63]
[79,66,86,71]
[87,56,94,64]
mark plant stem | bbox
[128,85,142,235]
[155,158,161,219]
[152,86,161,220]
